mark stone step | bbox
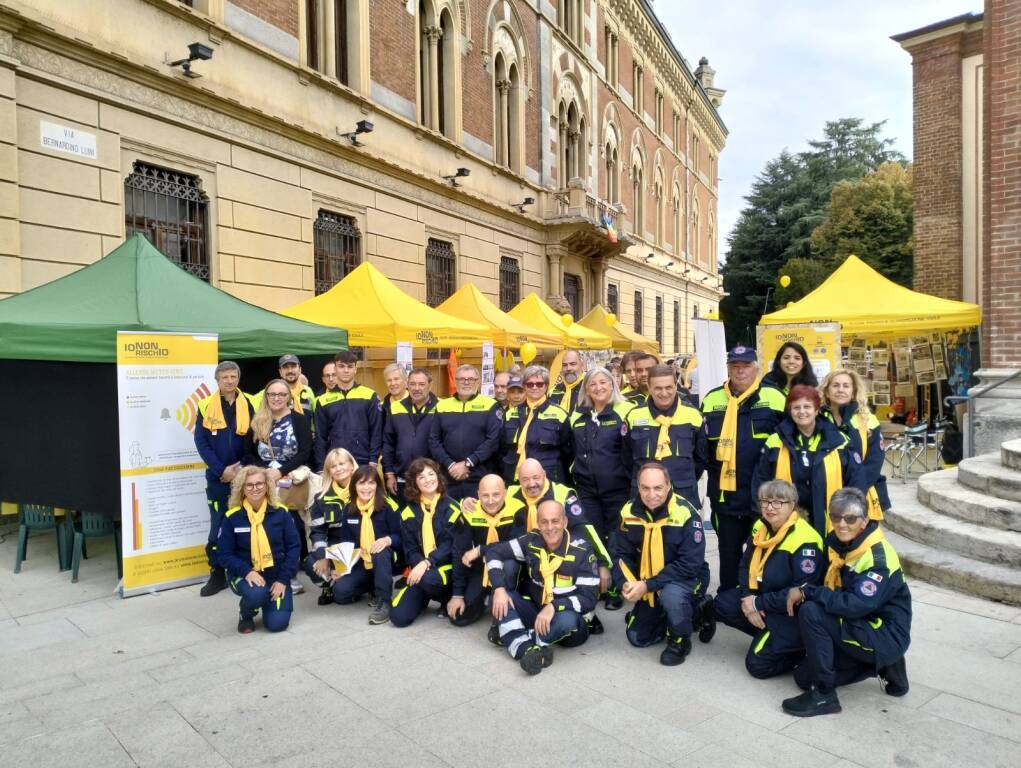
[883,529,1021,606]
[917,467,1021,532]
[958,453,1021,502]
[884,492,1021,567]
[1003,438,1021,471]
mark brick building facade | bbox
[895,0,1021,367]
[0,0,726,377]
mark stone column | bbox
[497,79,510,167]
[558,122,568,188]
[323,0,336,79]
[569,128,580,181]
[426,26,442,131]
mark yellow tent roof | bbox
[282,262,490,348]
[760,254,982,336]
[508,293,612,350]
[578,304,659,354]
[437,284,563,348]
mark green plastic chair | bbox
[70,510,122,583]
[14,504,71,573]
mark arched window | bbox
[438,8,456,139]
[418,2,457,138]
[566,102,579,182]
[494,54,522,170]
[605,143,619,203]
[632,162,644,237]
[691,198,700,264]
[672,184,681,253]
[708,213,716,268]
[653,170,664,246]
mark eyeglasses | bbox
[456,377,479,383]
[524,381,546,389]
[244,482,266,490]
[828,512,865,525]
[759,499,790,510]
[266,392,289,399]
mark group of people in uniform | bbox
[194,340,912,717]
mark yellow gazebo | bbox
[282,262,490,347]
[437,284,563,348]
[760,254,982,337]
[508,293,612,350]
[578,304,659,354]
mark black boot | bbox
[603,589,624,611]
[782,687,842,717]
[199,567,227,597]
[879,656,909,697]
[660,633,692,666]
[587,614,605,635]
[696,594,716,643]
[318,583,334,606]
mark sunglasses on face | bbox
[828,512,865,525]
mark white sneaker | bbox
[290,579,304,595]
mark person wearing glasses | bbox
[715,480,823,679]
[217,466,300,634]
[244,379,313,594]
[500,365,573,484]
[782,487,911,717]
[429,364,503,500]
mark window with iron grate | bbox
[313,210,361,294]
[426,238,455,307]
[499,256,520,311]
[634,290,643,334]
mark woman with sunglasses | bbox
[715,480,823,679]
[217,465,300,634]
[500,365,573,484]
[782,488,911,717]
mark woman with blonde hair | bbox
[244,378,313,592]
[217,465,300,634]
[305,447,358,604]
[819,368,889,520]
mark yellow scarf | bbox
[243,499,274,571]
[557,378,581,411]
[622,512,669,606]
[824,528,885,589]
[747,511,799,590]
[204,392,250,434]
[716,379,760,491]
[420,493,440,558]
[515,398,544,476]
[288,383,305,414]
[654,414,673,460]
[522,480,551,531]
[356,497,376,568]
[480,510,503,587]
[775,442,843,531]
[331,482,350,505]
[537,546,566,605]
[854,417,885,521]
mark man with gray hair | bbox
[429,363,503,500]
[549,349,586,412]
[194,361,255,596]
[782,487,912,717]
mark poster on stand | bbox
[757,323,841,381]
[693,319,728,396]
[396,342,413,377]
[481,342,495,396]
[117,332,218,597]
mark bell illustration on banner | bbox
[520,342,537,365]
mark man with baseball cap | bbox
[251,354,316,414]
[700,345,786,591]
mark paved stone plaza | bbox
[1,481,1019,768]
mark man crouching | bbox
[484,499,600,675]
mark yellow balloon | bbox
[605,312,617,327]
[787,301,795,308]
[560,313,574,327]
[520,342,537,366]
[779,275,791,288]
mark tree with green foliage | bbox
[810,162,913,286]
[720,118,904,343]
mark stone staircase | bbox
[883,438,1021,605]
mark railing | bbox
[945,368,1021,458]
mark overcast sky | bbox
[654,0,983,254]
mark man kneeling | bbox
[611,462,715,666]
[484,499,600,675]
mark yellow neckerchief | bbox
[622,506,670,606]
[775,437,843,532]
[204,392,250,434]
[331,481,351,506]
[288,383,305,414]
[420,493,440,558]
[557,378,581,411]
[654,413,674,460]
[824,528,885,589]
[747,511,800,590]
[522,480,551,531]
[852,414,885,521]
[243,498,274,571]
[716,378,761,491]
[356,497,376,568]
[537,537,568,605]
[478,505,504,587]
[515,397,545,476]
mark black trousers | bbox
[716,588,804,679]
[449,569,490,627]
[712,511,757,592]
[577,487,631,543]
[796,600,876,690]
